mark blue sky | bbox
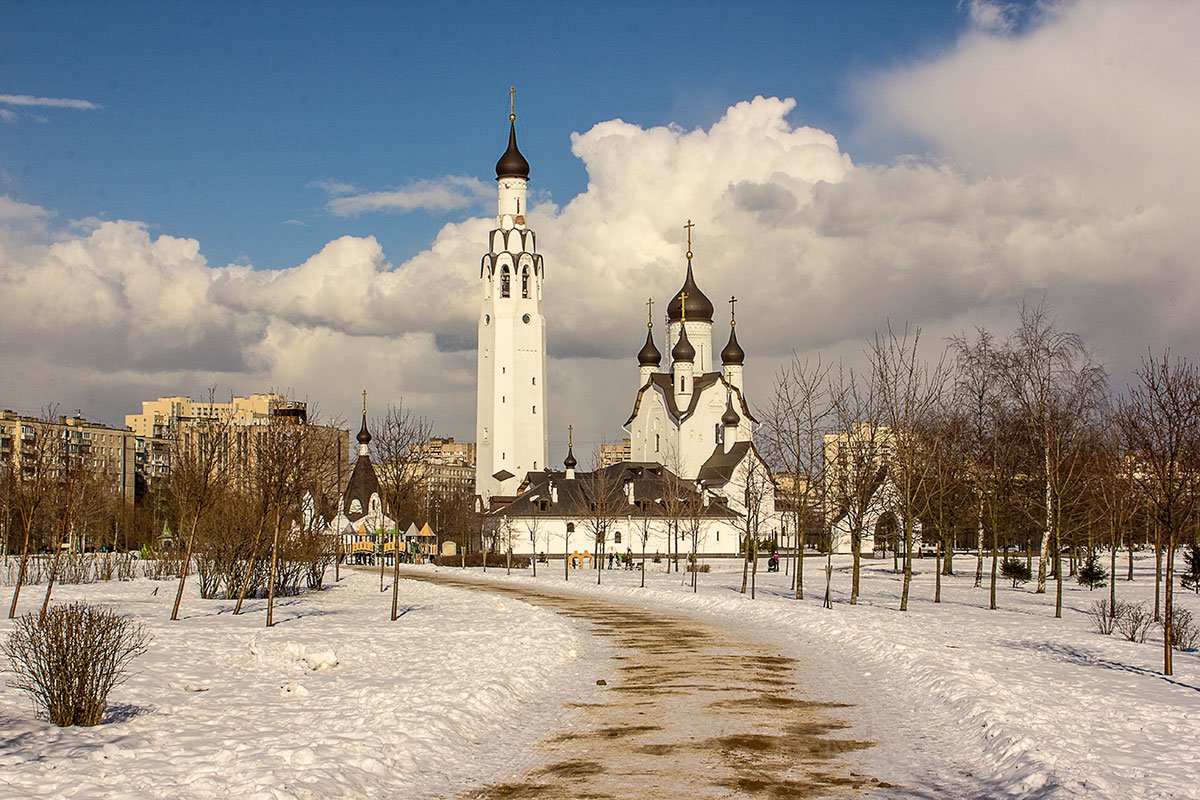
[2,1,975,271]
[3,1,1197,454]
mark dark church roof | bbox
[626,372,758,426]
[666,263,714,323]
[343,454,382,522]
[696,441,755,487]
[638,328,661,367]
[356,413,372,445]
[671,325,696,362]
[721,326,745,365]
[495,120,530,180]
[490,462,738,520]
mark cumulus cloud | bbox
[0,1,1196,449]
[324,176,491,216]
[0,93,101,110]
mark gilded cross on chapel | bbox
[646,297,654,328]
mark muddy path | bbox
[398,569,877,799]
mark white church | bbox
[474,108,777,557]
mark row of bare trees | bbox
[762,300,1200,675]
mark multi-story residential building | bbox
[0,410,165,503]
[598,438,632,468]
[410,437,476,467]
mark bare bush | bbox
[1115,601,1154,643]
[1167,607,1199,652]
[1088,598,1124,635]
[3,602,151,726]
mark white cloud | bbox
[1,2,1197,451]
[325,176,491,216]
[0,109,17,124]
[0,93,100,110]
[0,196,52,222]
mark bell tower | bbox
[475,90,549,504]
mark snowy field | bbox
[0,568,595,800]
[416,553,1200,800]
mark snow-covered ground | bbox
[2,553,1196,800]
[0,568,596,800]
[414,553,1200,800]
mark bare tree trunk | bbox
[7,523,33,618]
[974,495,984,588]
[740,532,750,594]
[1109,531,1117,617]
[233,517,268,615]
[1164,533,1175,675]
[850,531,861,605]
[1054,528,1064,619]
[934,540,942,604]
[170,514,202,621]
[900,521,913,611]
[1037,455,1051,593]
[794,512,804,600]
[1127,529,1134,581]
[990,524,999,610]
[391,530,402,621]
[266,512,281,628]
[1154,524,1163,621]
[750,537,758,600]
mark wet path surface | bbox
[399,569,877,799]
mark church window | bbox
[502,452,506,460]
[715,423,722,444]
[655,433,660,452]
[532,405,536,413]
[502,366,506,374]
[485,315,490,325]
[500,266,511,298]
[533,461,537,469]
[567,523,575,533]
[521,267,530,298]
[680,376,685,392]
[522,313,531,323]
[614,532,622,544]
[502,396,505,403]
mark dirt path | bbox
[399,569,877,799]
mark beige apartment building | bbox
[598,438,632,468]
[0,410,161,503]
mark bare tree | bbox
[578,464,625,586]
[1002,300,1107,614]
[524,515,542,577]
[762,354,833,600]
[39,426,104,619]
[168,396,233,620]
[828,366,887,605]
[872,323,948,611]
[1120,350,1200,676]
[7,407,57,618]
[734,453,772,599]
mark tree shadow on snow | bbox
[1002,639,1200,693]
[103,703,153,723]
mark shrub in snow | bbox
[1114,601,1154,643]
[1181,543,1200,593]
[2,602,151,727]
[1167,607,1199,652]
[1088,598,1124,635]
[1076,556,1108,590]
[1000,557,1031,588]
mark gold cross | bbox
[679,291,687,323]
[730,296,737,327]
[362,389,367,415]
[646,297,654,328]
[684,219,694,259]
[568,424,573,447]
[509,86,516,121]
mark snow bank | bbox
[425,554,1200,800]
[0,568,593,800]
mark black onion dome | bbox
[666,263,715,323]
[564,446,577,469]
[638,328,661,366]
[356,413,372,445]
[721,326,745,365]
[495,121,530,180]
[672,325,696,362]
[721,394,741,427]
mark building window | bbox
[614,532,622,544]
[655,433,660,452]
[500,266,511,298]
[521,267,530,298]
[532,377,536,385]
[532,405,536,414]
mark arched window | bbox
[521,266,530,298]
[614,531,622,544]
[566,522,575,533]
[715,423,722,444]
[500,266,511,298]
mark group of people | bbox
[567,549,637,570]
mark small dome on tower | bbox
[721,393,741,427]
[356,413,372,446]
[721,326,745,365]
[638,328,661,367]
[666,263,714,323]
[563,446,577,470]
[672,325,696,362]
[495,121,530,180]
